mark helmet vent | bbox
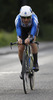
[24,12,27,15]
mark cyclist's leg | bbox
[18,45,25,79]
[31,36,39,72]
[18,45,25,65]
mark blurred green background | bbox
[0,0,53,47]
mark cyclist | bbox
[15,5,39,79]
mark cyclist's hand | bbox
[25,38,30,44]
[17,37,22,44]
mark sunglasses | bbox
[21,16,31,19]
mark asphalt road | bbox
[0,42,53,100]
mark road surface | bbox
[0,42,53,100]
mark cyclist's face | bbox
[21,17,31,25]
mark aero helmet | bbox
[20,5,32,17]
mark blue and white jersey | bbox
[15,12,39,37]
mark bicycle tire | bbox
[30,70,34,90]
[22,51,30,94]
[28,57,34,90]
[28,54,34,90]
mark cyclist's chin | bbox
[24,22,29,25]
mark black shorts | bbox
[20,26,32,40]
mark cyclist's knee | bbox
[18,45,24,52]
[31,43,37,48]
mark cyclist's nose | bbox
[25,18,28,21]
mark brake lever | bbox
[10,42,13,49]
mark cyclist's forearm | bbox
[30,25,36,37]
[16,25,21,37]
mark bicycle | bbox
[10,41,39,94]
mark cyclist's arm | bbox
[30,25,37,38]
[16,23,21,37]
[30,18,38,38]
[15,15,21,38]
[16,23,22,43]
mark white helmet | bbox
[20,5,32,17]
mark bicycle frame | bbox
[23,44,33,72]
[10,41,39,73]
[10,41,39,74]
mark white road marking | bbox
[0,71,19,76]
[39,54,53,66]
[0,51,53,76]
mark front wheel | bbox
[29,56,34,90]
[23,73,30,94]
[30,71,34,90]
[22,51,30,94]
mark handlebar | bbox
[10,41,39,49]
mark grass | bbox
[0,30,17,47]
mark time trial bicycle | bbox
[10,41,39,94]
